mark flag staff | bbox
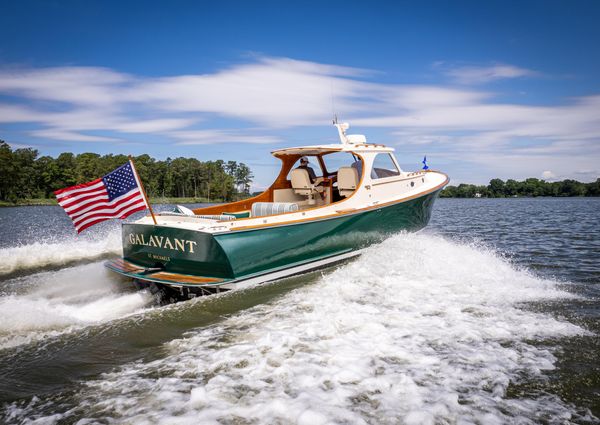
[128,155,158,225]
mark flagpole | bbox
[128,155,158,225]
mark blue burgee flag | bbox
[422,156,429,170]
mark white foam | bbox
[6,233,597,423]
[0,263,153,350]
[0,231,121,276]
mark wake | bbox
[0,231,121,277]
[5,232,595,424]
[0,262,153,351]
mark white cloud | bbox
[125,58,365,126]
[0,67,130,106]
[171,129,281,145]
[541,170,556,180]
[0,104,46,122]
[0,57,598,182]
[380,86,490,108]
[444,64,538,84]
[0,57,368,139]
[352,88,600,169]
[113,118,198,133]
[30,129,120,142]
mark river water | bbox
[0,198,598,424]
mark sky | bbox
[1,0,599,190]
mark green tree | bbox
[0,141,16,201]
[586,179,600,196]
[12,147,39,199]
[488,179,505,197]
[55,153,77,189]
[35,156,61,197]
[558,179,586,197]
[75,153,101,182]
[235,163,254,195]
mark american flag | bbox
[54,161,149,233]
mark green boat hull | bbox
[112,189,441,286]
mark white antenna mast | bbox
[334,121,350,144]
[330,80,352,144]
[331,80,337,125]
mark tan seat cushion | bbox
[338,167,359,197]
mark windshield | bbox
[322,152,362,177]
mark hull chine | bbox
[105,258,229,286]
[105,247,364,302]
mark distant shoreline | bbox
[439,195,599,199]
[0,197,226,208]
[440,177,599,198]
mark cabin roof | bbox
[272,143,394,157]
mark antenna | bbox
[331,81,351,144]
[331,80,337,124]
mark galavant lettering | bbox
[128,233,197,253]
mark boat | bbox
[105,122,449,300]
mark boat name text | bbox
[128,233,197,253]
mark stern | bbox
[111,222,234,280]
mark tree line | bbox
[441,178,600,198]
[0,141,253,203]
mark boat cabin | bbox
[188,123,418,221]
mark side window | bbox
[371,153,400,179]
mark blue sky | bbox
[1,0,599,189]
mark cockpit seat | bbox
[251,202,298,217]
[337,167,359,197]
[290,168,323,205]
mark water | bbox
[0,199,598,424]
